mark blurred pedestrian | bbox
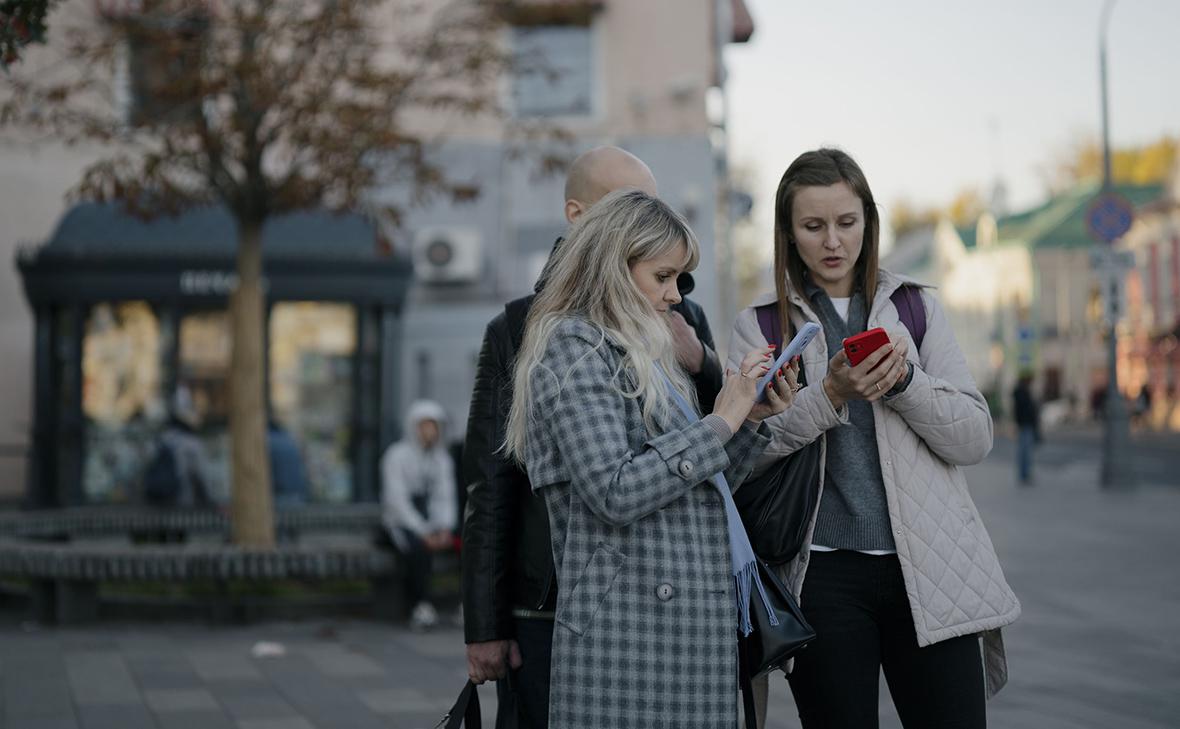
[504,189,796,729]
[460,146,726,728]
[1012,372,1040,485]
[728,148,1019,728]
[1134,385,1152,427]
[381,400,457,631]
[268,418,309,508]
[142,386,214,509]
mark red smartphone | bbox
[843,328,890,367]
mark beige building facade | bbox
[0,0,754,504]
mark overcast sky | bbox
[725,0,1180,244]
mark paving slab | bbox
[0,430,1175,729]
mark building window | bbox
[110,6,210,127]
[80,301,165,502]
[512,25,593,117]
[176,308,232,501]
[269,302,357,503]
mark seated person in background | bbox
[381,400,457,630]
[268,418,310,508]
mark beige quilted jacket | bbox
[727,269,1020,696]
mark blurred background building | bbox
[379,0,755,432]
[0,0,755,506]
[884,167,1180,428]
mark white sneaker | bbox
[410,601,439,631]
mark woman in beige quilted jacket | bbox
[729,149,1020,729]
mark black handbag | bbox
[732,435,822,565]
[733,302,823,566]
[738,559,816,729]
[437,677,521,729]
[739,558,815,679]
[435,680,481,729]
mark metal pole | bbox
[1098,0,1133,489]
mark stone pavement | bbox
[1,428,1177,729]
[0,620,483,729]
[762,427,1180,728]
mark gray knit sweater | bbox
[806,283,895,551]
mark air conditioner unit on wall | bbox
[412,226,482,284]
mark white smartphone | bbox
[755,322,822,402]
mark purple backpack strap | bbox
[890,285,926,352]
[754,303,783,351]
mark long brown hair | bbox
[772,148,880,341]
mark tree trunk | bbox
[229,221,275,547]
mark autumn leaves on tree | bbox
[2,0,567,545]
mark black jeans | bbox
[495,617,554,729]
[394,528,432,609]
[787,550,985,729]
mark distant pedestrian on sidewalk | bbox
[1013,372,1040,485]
[381,400,457,631]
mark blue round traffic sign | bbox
[1087,192,1134,244]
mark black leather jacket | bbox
[460,291,722,643]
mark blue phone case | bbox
[755,322,822,402]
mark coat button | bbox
[656,583,674,601]
[678,460,694,477]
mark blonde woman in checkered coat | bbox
[506,189,800,729]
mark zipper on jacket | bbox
[535,563,556,611]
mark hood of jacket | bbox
[403,400,447,450]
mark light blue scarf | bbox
[660,370,777,637]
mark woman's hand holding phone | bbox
[823,330,910,409]
[749,357,799,423]
[712,347,796,433]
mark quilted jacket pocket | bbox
[557,543,626,636]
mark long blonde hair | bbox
[504,189,701,463]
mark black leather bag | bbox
[733,302,823,566]
[738,559,817,729]
[732,437,822,565]
[739,558,816,680]
[437,678,520,729]
[436,681,481,729]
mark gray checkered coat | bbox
[524,318,771,729]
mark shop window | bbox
[512,25,594,117]
[176,309,232,502]
[80,301,164,502]
[269,302,357,503]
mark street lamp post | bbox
[1097,0,1134,489]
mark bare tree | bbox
[3,0,567,546]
